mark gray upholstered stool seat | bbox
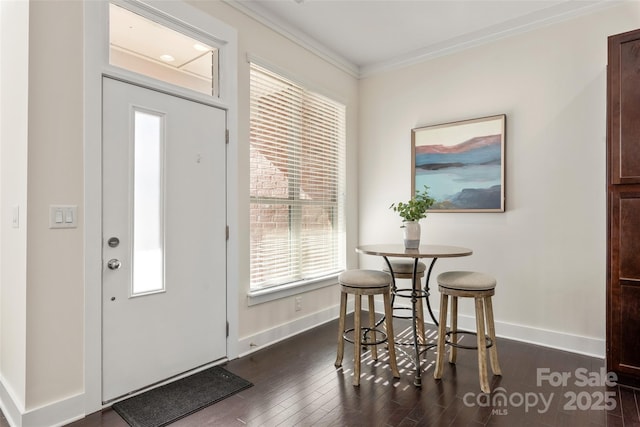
[382,259,428,343]
[434,271,501,393]
[335,269,400,386]
[339,269,393,288]
[437,271,496,291]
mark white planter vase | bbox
[402,221,421,249]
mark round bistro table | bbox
[356,244,473,386]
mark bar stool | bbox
[433,271,501,393]
[335,269,400,386]
[382,259,427,343]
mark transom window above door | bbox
[109,3,220,97]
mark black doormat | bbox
[112,366,253,427]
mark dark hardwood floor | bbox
[22,316,640,426]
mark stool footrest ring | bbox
[342,327,389,347]
[444,330,493,350]
[392,306,418,320]
[393,288,429,299]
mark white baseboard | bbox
[237,300,604,361]
[22,393,85,427]
[0,377,85,427]
[0,376,22,427]
[492,319,605,359]
[237,304,343,357]
[382,300,606,359]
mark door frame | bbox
[83,0,239,414]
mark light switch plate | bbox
[49,205,78,229]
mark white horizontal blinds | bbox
[250,63,346,289]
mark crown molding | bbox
[225,0,622,79]
[223,0,360,78]
[360,0,622,78]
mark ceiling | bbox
[226,0,613,77]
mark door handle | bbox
[107,259,122,270]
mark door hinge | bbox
[226,225,229,240]
[226,321,229,337]
[225,129,229,144]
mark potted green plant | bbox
[390,186,435,248]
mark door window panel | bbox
[133,110,164,295]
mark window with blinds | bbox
[249,62,346,291]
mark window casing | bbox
[249,63,346,292]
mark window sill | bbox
[247,274,341,306]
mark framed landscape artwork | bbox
[412,114,506,212]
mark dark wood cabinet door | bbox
[607,28,640,386]
[609,30,640,184]
[608,188,640,382]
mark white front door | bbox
[101,77,227,402]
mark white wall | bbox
[188,1,360,352]
[0,0,29,416]
[25,0,85,410]
[358,2,640,357]
[1,0,635,424]
[1,1,85,422]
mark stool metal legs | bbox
[383,256,430,386]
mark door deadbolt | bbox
[108,237,120,248]
[107,259,122,270]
